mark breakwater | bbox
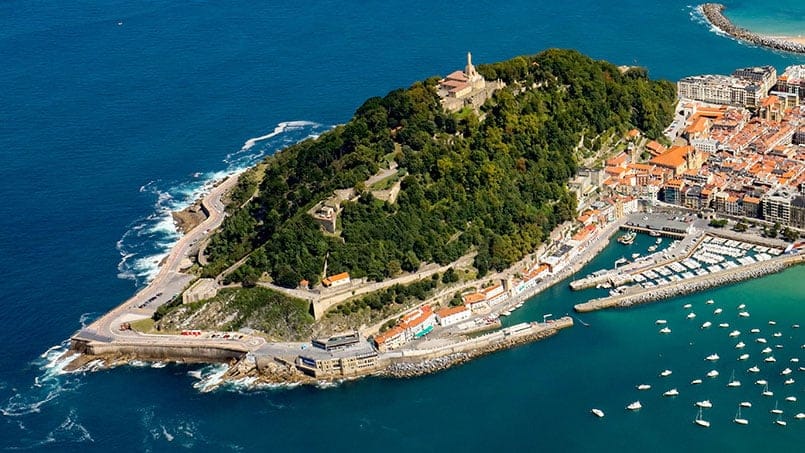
[575,253,804,312]
[701,3,805,55]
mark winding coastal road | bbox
[72,174,266,352]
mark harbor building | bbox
[436,305,471,327]
[297,338,379,378]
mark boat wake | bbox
[116,120,331,289]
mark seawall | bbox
[575,253,804,312]
[701,3,805,55]
[69,338,248,365]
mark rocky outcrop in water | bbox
[701,4,805,55]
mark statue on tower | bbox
[465,52,477,79]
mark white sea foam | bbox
[190,364,229,393]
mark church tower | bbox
[464,52,477,79]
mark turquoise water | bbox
[1,1,803,450]
[721,0,805,37]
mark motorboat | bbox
[591,408,605,418]
[740,401,752,408]
[637,384,651,390]
[663,388,679,397]
[733,406,749,425]
[687,312,696,319]
[739,311,750,318]
[791,358,800,363]
[660,370,672,377]
[713,308,722,315]
[785,396,797,402]
[691,379,702,385]
[626,401,642,411]
[683,303,692,309]
[647,245,657,252]
[618,232,636,245]
[781,368,792,375]
[706,299,714,305]
[705,354,719,361]
[729,330,741,337]
[706,370,719,378]
[631,253,641,259]
[765,356,777,363]
[739,354,750,361]
[701,321,712,329]
[614,257,628,266]
[694,408,710,428]
[756,337,767,344]
[784,378,795,385]
[775,344,784,349]
[655,319,667,325]
[696,400,713,409]
[774,415,786,427]
[747,366,760,373]
[737,303,746,310]
[768,320,776,326]
[795,413,805,419]
[761,347,772,354]
[756,379,768,386]
[750,328,760,334]
[659,327,671,334]
[719,323,729,328]
[735,342,745,349]
[773,332,782,337]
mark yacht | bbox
[747,366,760,373]
[762,383,773,397]
[774,415,786,427]
[591,408,605,418]
[765,356,777,363]
[614,257,628,266]
[618,231,637,245]
[771,401,783,415]
[794,324,800,329]
[740,401,752,408]
[631,252,641,259]
[706,370,719,378]
[719,323,729,328]
[795,413,805,419]
[791,358,800,363]
[756,337,767,344]
[696,400,713,409]
[660,370,672,377]
[655,319,667,325]
[785,396,797,402]
[737,303,746,310]
[756,379,768,386]
[626,401,642,411]
[733,406,749,425]
[773,332,782,337]
[713,308,722,315]
[694,408,710,428]
[659,327,671,334]
[727,370,741,387]
[729,330,741,337]
[781,367,792,376]
[701,321,712,329]
[691,379,703,385]
[687,312,696,319]
[683,303,692,309]
[739,311,750,318]
[637,384,651,390]
[705,354,719,361]
[663,388,679,397]
[784,378,795,385]
[768,320,777,326]
[761,347,772,354]
[706,299,714,305]
[750,328,761,334]
[647,245,657,252]
[735,342,745,349]
[739,354,750,361]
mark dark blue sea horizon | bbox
[1,1,803,450]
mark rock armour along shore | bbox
[576,258,792,312]
[701,3,805,55]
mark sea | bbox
[0,1,803,451]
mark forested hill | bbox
[202,49,676,288]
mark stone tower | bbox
[465,51,477,79]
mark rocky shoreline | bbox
[701,3,805,55]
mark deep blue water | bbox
[1,1,803,450]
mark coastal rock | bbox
[701,4,805,55]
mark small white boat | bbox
[687,312,696,319]
[795,413,805,419]
[773,332,782,337]
[719,323,729,328]
[800,366,805,371]
[785,396,797,402]
[713,308,722,315]
[765,356,777,363]
[734,406,749,425]
[637,384,651,390]
[631,253,641,259]
[706,299,714,304]
[762,383,773,397]
[794,324,800,329]
[691,379,703,385]
[648,245,657,252]
[748,366,760,373]
[737,303,746,310]
[683,303,692,309]
[663,388,679,397]
[791,358,799,363]
[701,321,712,329]
[591,408,605,418]
[739,311,750,318]
[706,370,719,378]
[659,327,671,334]
[729,330,741,337]
[739,354,750,361]
[756,379,768,385]
[750,328,760,333]
[655,319,667,325]
[774,416,786,427]
[727,370,741,387]
[696,400,713,409]
[768,321,776,326]
[756,337,767,344]
[771,401,783,414]
[775,344,784,349]
[761,347,772,354]
[735,341,745,349]
[740,401,752,408]
[781,368,792,375]
[501,310,511,316]
[660,370,672,377]
[626,401,642,411]
[694,408,710,428]
[784,378,795,385]
[705,353,719,361]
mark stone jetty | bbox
[701,3,805,55]
[575,253,805,312]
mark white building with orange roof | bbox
[436,305,471,327]
[322,271,351,288]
